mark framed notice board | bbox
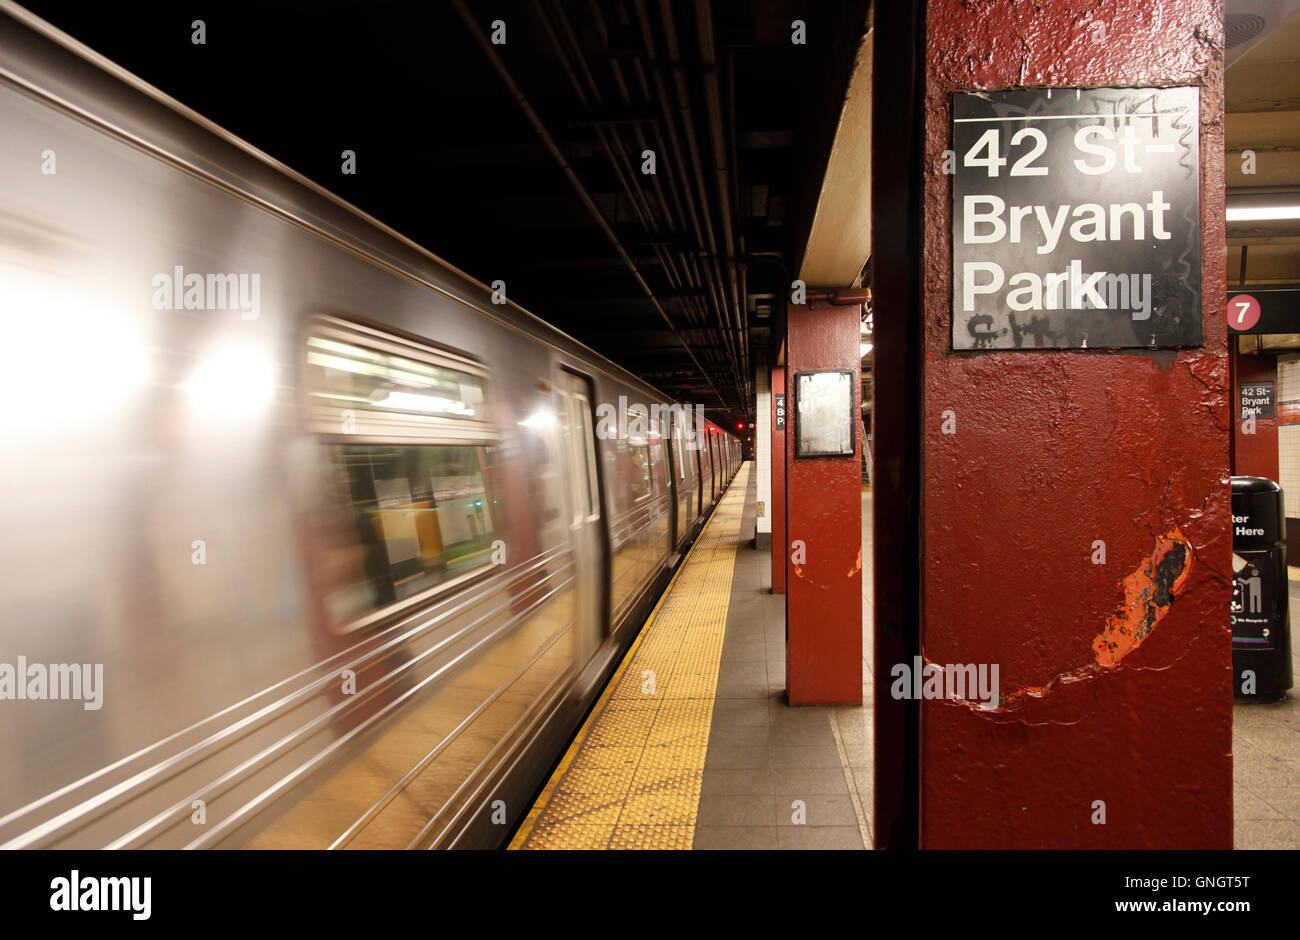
[794,370,855,458]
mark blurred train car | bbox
[0,3,741,849]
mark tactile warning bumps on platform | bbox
[518,465,750,850]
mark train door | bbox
[670,410,688,547]
[694,419,705,516]
[708,433,718,502]
[660,412,677,552]
[557,369,608,678]
[703,433,712,504]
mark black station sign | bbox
[1241,381,1274,420]
[774,393,786,430]
[952,86,1201,351]
[1228,290,1300,334]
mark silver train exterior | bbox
[0,3,741,849]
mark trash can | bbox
[1231,476,1294,702]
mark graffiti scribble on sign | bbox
[1008,312,1059,348]
[966,314,1008,349]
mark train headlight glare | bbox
[185,345,275,421]
[519,408,556,429]
[0,265,149,429]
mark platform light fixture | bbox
[1226,191,1300,222]
[1226,205,1300,222]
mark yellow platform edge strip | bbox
[508,465,750,850]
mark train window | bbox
[671,415,686,481]
[629,444,653,500]
[565,383,601,521]
[625,404,654,501]
[319,443,500,629]
[305,316,494,442]
[304,317,499,632]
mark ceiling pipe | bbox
[581,14,744,404]
[609,0,727,382]
[450,0,726,409]
[633,0,740,407]
[590,0,678,232]
[588,0,718,350]
[620,12,697,245]
[547,1,736,406]
[810,288,871,305]
[537,0,701,367]
[543,0,747,415]
[727,50,752,410]
[655,0,745,407]
[535,2,672,286]
[696,0,748,413]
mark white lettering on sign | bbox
[961,192,1171,252]
[952,87,1201,350]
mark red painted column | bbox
[1233,350,1279,481]
[785,301,863,705]
[919,0,1230,847]
[771,366,787,595]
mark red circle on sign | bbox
[1228,294,1261,331]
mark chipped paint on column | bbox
[921,0,1230,847]
[1091,529,1193,668]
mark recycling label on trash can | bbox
[1232,552,1276,651]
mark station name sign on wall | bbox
[952,87,1201,350]
[1241,381,1274,420]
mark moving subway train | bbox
[0,4,740,849]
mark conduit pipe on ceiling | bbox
[696,0,749,408]
[535,0,693,343]
[655,0,746,406]
[632,0,740,409]
[450,0,725,409]
[554,0,722,391]
[586,0,731,386]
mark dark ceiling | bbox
[22,0,871,428]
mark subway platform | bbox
[510,462,875,850]
[1232,572,1300,848]
[504,458,1300,851]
